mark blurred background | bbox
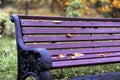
[0,0,120,80]
[1,0,120,37]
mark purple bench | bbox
[11,14,120,80]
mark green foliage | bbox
[95,0,112,18]
[0,9,7,22]
[4,17,15,37]
[66,0,84,17]
[66,0,120,18]
[94,0,120,18]
[0,9,15,37]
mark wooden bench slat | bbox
[26,41,120,49]
[23,35,120,42]
[22,28,120,34]
[52,56,120,68]
[49,47,120,56]
[19,15,120,22]
[21,20,120,27]
[52,52,120,61]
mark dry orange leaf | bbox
[58,54,66,58]
[53,21,62,24]
[104,52,111,55]
[73,52,84,57]
[71,56,76,59]
[64,1,70,6]
[99,54,106,57]
[66,34,72,38]
[71,52,84,59]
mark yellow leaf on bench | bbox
[73,52,84,57]
[99,54,106,57]
[71,56,76,59]
[66,34,72,38]
[104,52,111,55]
[58,54,66,58]
[53,21,62,24]
[71,52,84,59]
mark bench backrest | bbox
[11,14,120,68]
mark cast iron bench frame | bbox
[11,14,120,80]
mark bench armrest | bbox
[33,48,52,70]
[23,48,52,71]
[17,36,52,71]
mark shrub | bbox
[66,0,84,17]
[0,9,15,37]
[66,0,83,17]
[66,0,120,18]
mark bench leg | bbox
[17,71,50,80]
[17,54,40,80]
[17,52,51,80]
[18,72,39,80]
[39,71,51,80]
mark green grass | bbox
[0,37,120,80]
[51,63,120,79]
[0,37,17,80]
